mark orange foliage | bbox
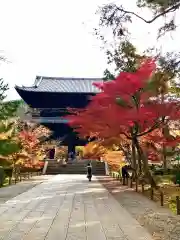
[99,135,128,149]
[16,125,51,167]
[82,142,107,160]
[104,151,125,171]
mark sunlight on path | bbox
[0,175,153,240]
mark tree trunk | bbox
[162,143,167,170]
[133,137,157,189]
[131,142,137,180]
[132,138,142,175]
[161,94,167,170]
[131,142,136,169]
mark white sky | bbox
[0,0,179,100]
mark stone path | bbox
[97,176,180,240]
[0,176,50,205]
[0,175,153,240]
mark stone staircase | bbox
[45,160,106,175]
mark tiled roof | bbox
[15,76,103,93]
[23,115,69,123]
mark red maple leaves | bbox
[65,58,180,162]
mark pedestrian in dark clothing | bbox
[122,165,129,185]
[87,163,92,181]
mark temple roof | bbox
[15,76,103,93]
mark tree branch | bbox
[116,3,180,24]
[137,121,162,137]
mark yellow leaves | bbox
[82,141,126,171]
[104,151,125,171]
[82,136,129,171]
[0,120,51,169]
[0,131,11,140]
[102,135,129,147]
[55,146,67,159]
[32,125,51,138]
[170,129,180,138]
[14,158,26,166]
[0,123,15,140]
[83,142,107,159]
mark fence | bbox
[110,170,180,215]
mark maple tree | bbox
[82,142,107,160]
[66,58,180,188]
[0,121,52,184]
[0,123,50,172]
[98,135,132,163]
[17,124,51,169]
[104,151,126,172]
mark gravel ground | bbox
[97,176,180,240]
[0,175,51,204]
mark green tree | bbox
[0,81,23,120]
[103,39,180,84]
[0,121,21,169]
[103,40,145,80]
[0,79,23,159]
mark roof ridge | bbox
[15,77,103,94]
[36,76,103,81]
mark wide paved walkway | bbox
[0,175,153,240]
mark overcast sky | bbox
[0,0,179,100]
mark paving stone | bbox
[84,194,106,240]
[97,176,180,240]
[0,175,153,240]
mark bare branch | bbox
[116,2,180,24]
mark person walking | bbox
[86,163,92,181]
[122,165,129,185]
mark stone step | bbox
[45,160,106,175]
[47,169,105,172]
[46,165,105,168]
[47,165,105,169]
[47,170,105,173]
[47,164,105,167]
[46,171,105,175]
